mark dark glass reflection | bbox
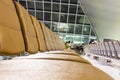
[53,0,60,2]
[35,0,42,1]
[28,1,34,10]
[53,4,59,12]
[44,3,51,11]
[91,29,96,36]
[69,5,77,14]
[75,24,82,34]
[77,6,84,15]
[70,0,78,4]
[44,12,51,21]
[28,10,35,16]
[83,25,90,35]
[67,24,74,33]
[84,17,90,25]
[36,11,43,20]
[76,16,84,24]
[60,14,67,23]
[68,15,75,23]
[44,0,51,2]
[52,13,59,22]
[61,4,68,13]
[36,2,43,10]
[44,21,51,29]
[19,1,27,8]
[61,0,69,3]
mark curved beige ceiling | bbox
[80,0,120,41]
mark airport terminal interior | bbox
[0,0,120,80]
[15,0,97,45]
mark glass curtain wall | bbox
[16,0,97,45]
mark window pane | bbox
[35,0,42,1]
[77,6,84,15]
[69,5,77,14]
[84,16,90,25]
[65,34,75,42]
[75,24,82,34]
[52,13,59,22]
[89,36,97,40]
[28,10,35,16]
[76,16,84,24]
[68,15,75,23]
[44,12,51,21]
[73,35,81,45]
[53,4,59,12]
[53,0,60,2]
[36,11,43,20]
[52,22,59,32]
[19,1,27,8]
[61,0,69,3]
[83,25,90,35]
[59,23,68,33]
[44,3,51,11]
[66,36,73,42]
[91,29,96,36]
[70,0,78,4]
[44,21,51,29]
[28,1,35,10]
[67,24,74,33]
[36,2,43,10]
[61,4,68,13]
[81,35,89,44]
[58,33,66,42]
[44,0,51,2]
[60,14,67,23]
[27,0,35,1]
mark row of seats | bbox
[0,0,113,80]
[0,55,112,80]
[0,0,66,55]
[85,40,120,59]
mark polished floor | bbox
[82,55,120,80]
